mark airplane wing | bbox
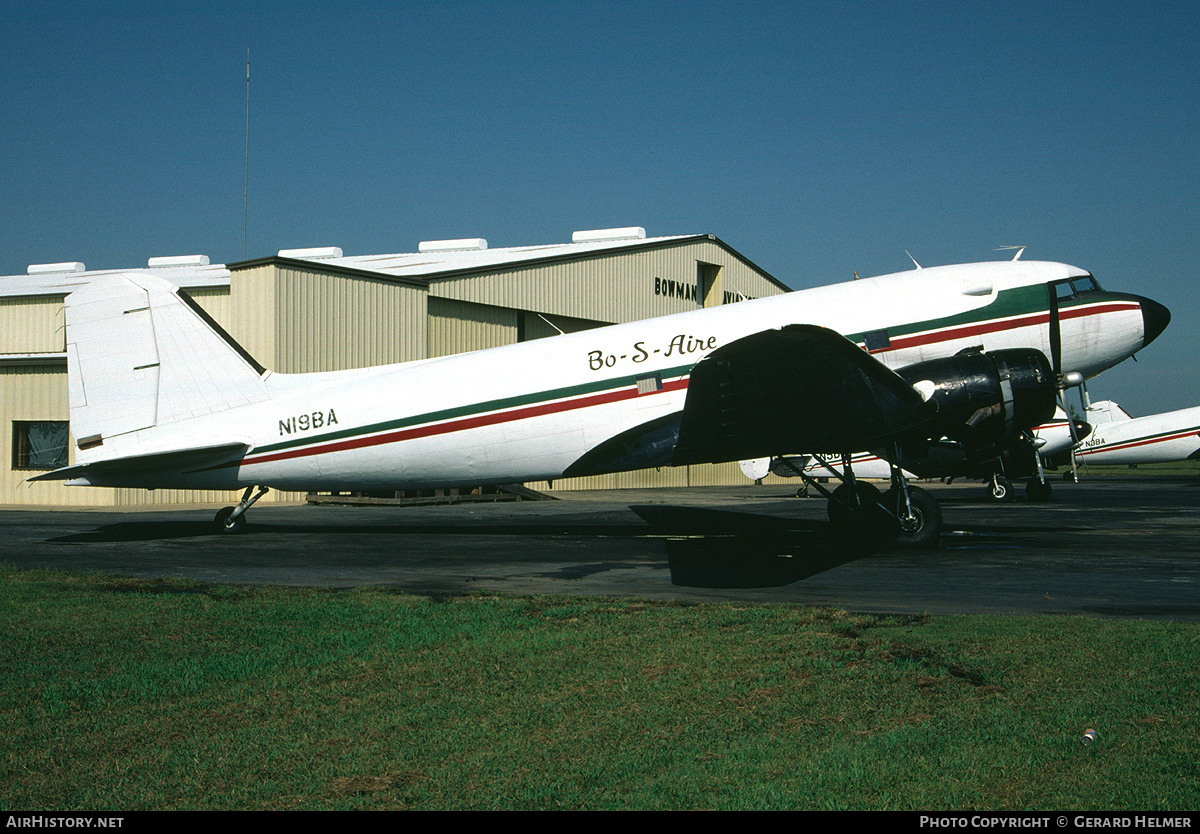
[28,441,250,484]
[672,324,937,466]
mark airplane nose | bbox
[1139,297,1171,347]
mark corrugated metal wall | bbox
[428,297,517,357]
[429,239,784,324]
[2,362,74,505]
[234,264,428,373]
[0,296,64,354]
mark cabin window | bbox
[12,421,69,470]
[863,329,891,351]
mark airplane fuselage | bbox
[1074,405,1200,466]
[64,260,1165,492]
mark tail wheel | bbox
[214,506,247,534]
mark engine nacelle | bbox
[897,348,1058,453]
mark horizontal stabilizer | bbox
[28,442,250,484]
[673,324,936,465]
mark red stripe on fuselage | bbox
[868,302,1140,354]
[1076,428,1200,456]
[240,377,690,468]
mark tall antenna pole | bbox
[244,49,250,259]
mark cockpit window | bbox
[1051,274,1102,302]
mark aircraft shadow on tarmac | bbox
[46,508,869,589]
[630,505,870,588]
[47,520,643,544]
[45,506,1035,590]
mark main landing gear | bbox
[214,486,269,534]
[791,451,943,549]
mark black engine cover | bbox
[897,348,1058,452]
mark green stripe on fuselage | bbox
[843,284,1061,344]
[254,361,696,456]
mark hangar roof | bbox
[1,228,787,297]
[239,230,787,291]
[315,233,701,279]
[0,260,232,298]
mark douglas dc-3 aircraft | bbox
[1066,400,1200,468]
[32,258,1170,547]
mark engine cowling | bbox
[897,348,1058,453]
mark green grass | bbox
[2,565,1198,810]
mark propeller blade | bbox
[1047,281,1079,480]
[1048,283,1063,376]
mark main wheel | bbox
[214,506,247,534]
[883,486,943,548]
[827,482,900,547]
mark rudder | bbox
[65,272,270,450]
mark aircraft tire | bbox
[214,506,247,535]
[1026,478,1052,502]
[987,476,1013,502]
[827,482,899,547]
[884,486,942,549]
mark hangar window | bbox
[12,421,69,470]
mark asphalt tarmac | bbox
[3,478,1199,621]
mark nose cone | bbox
[1073,419,1092,442]
[1140,297,1171,347]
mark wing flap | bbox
[672,324,936,466]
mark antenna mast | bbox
[244,49,250,259]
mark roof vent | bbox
[27,262,86,275]
[148,255,210,268]
[572,227,646,244]
[418,238,488,253]
[278,247,344,259]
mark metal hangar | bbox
[0,227,790,506]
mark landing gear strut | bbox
[214,485,268,534]
[1025,432,1053,502]
[789,451,943,549]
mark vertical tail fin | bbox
[65,272,270,450]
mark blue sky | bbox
[3,1,1197,415]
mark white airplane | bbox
[750,406,1090,504]
[1067,400,1200,467]
[31,258,1170,548]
